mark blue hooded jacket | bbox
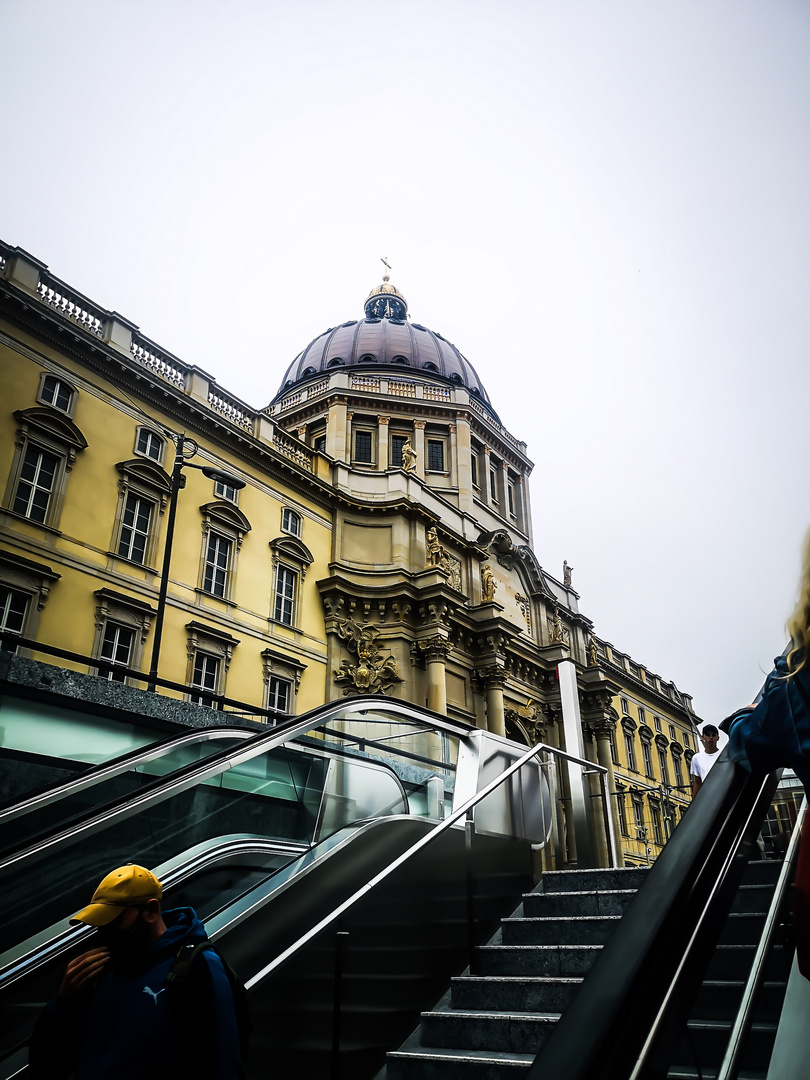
[30,908,244,1080]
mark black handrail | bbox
[528,750,778,1079]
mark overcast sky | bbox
[3,0,809,723]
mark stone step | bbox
[450,975,581,1013]
[536,867,649,894]
[522,889,636,918]
[385,1047,533,1079]
[420,1010,558,1054]
[502,915,620,946]
[476,944,602,977]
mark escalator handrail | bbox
[0,836,309,991]
[716,793,806,1080]
[242,736,606,989]
[527,750,779,1080]
[0,696,476,874]
[0,728,257,826]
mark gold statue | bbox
[425,526,444,569]
[481,563,496,602]
[587,633,598,666]
[401,438,416,473]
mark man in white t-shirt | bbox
[690,725,721,796]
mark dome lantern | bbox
[364,257,408,320]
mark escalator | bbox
[0,696,545,1080]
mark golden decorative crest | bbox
[334,618,402,695]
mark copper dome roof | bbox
[273,276,495,412]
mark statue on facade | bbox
[550,603,565,644]
[425,526,445,569]
[563,560,573,587]
[587,633,599,666]
[401,438,416,473]
[481,563,496,602]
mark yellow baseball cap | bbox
[70,864,163,926]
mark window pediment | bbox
[116,459,172,495]
[268,535,314,569]
[14,407,88,457]
[199,501,252,535]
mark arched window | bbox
[422,362,439,372]
[391,355,409,365]
[327,358,344,367]
[281,508,301,537]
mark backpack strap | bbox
[166,939,213,987]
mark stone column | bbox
[421,636,452,715]
[327,400,348,462]
[413,420,426,480]
[454,416,474,512]
[377,416,390,472]
[480,666,507,736]
[591,718,621,865]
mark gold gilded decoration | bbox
[587,633,599,666]
[334,618,402,695]
[481,563,496,602]
[425,527,444,568]
[401,438,417,473]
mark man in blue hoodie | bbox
[29,864,244,1080]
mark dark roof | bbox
[272,317,495,411]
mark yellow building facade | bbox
[0,242,700,865]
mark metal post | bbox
[558,658,597,866]
[465,810,477,975]
[148,435,185,690]
[331,929,350,1080]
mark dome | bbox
[272,271,495,413]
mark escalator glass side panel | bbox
[0,736,249,859]
[0,696,163,807]
[0,710,462,958]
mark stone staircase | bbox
[378,866,649,1079]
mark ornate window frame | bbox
[185,621,240,705]
[0,552,60,647]
[268,536,313,629]
[110,459,172,568]
[4,408,88,529]
[261,648,306,718]
[197,501,252,603]
[91,588,156,683]
[134,426,166,465]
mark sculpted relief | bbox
[333,617,402,695]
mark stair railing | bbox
[241,738,611,1078]
[715,795,806,1080]
[528,751,780,1080]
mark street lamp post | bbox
[147,434,245,691]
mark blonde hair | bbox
[786,527,810,677]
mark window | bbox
[642,738,654,778]
[489,468,498,502]
[390,434,408,468]
[40,375,74,413]
[658,748,670,785]
[0,587,28,648]
[354,430,373,463]
[92,589,154,681]
[683,732,691,750]
[673,753,684,788]
[633,796,645,836]
[314,433,327,453]
[98,622,134,681]
[274,564,297,625]
[117,494,153,564]
[654,716,662,733]
[190,652,220,707]
[621,698,629,715]
[197,501,251,603]
[669,724,677,741]
[136,428,164,463]
[616,790,629,835]
[13,445,60,523]
[215,479,238,503]
[203,534,232,597]
[426,439,445,472]
[266,676,290,713]
[638,707,647,726]
[507,481,516,518]
[471,452,478,488]
[609,726,618,764]
[650,800,663,844]
[624,732,637,771]
[282,509,301,537]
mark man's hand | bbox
[58,948,110,1001]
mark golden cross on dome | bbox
[381,256,391,282]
